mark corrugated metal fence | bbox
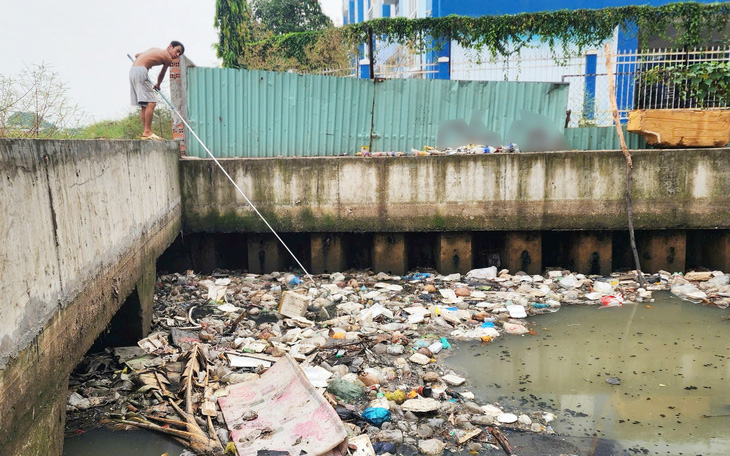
[564,126,646,151]
[185,67,573,158]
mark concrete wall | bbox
[0,139,181,455]
[181,149,730,233]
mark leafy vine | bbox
[642,61,730,107]
[232,2,730,71]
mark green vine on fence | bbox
[230,2,730,71]
[643,61,730,107]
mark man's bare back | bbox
[133,48,173,70]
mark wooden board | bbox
[627,109,730,148]
[218,354,347,456]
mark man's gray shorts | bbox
[129,66,156,106]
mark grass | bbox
[1,106,174,140]
[74,106,174,140]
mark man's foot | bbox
[141,133,163,141]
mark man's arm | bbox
[154,64,169,91]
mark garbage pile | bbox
[356,144,521,157]
[66,267,730,455]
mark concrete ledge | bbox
[180,149,730,233]
[0,204,180,455]
[0,139,182,455]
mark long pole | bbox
[604,44,644,286]
[127,55,317,286]
[367,27,375,79]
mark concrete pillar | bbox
[703,230,730,271]
[6,376,66,456]
[373,233,407,275]
[639,230,686,273]
[437,233,472,274]
[502,232,542,275]
[311,233,345,274]
[247,234,284,274]
[100,259,156,348]
[569,232,612,276]
[191,235,217,274]
[137,259,155,337]
[169,54,195,155]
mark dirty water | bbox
[444,291,730,455]
[63,427,185,455]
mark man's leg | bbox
[142,102,156,137]
[140,105,146,132]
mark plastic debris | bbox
[64,265,730,456]
[362,407,392,426]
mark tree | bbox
[214,0,346,73]
[0,64,84,138]
[215,0,260,68]
[252,0,332,35]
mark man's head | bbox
[168,41,185,59]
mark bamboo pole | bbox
[604,43,645,286]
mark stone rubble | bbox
[65,266,730,455]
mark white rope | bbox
[129,55,317,287]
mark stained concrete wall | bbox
[0,139,181,455]
[181,149,730,232]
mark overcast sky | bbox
[0,0,342,124]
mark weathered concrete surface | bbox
[437,233,473,274]
[247,234,285,274]
[0,140,181,455]
[180,149,730,233]
[503,232,542,276]
[373,233,407,276]
[311,233,345,274]
[702,231,730,271]
[638,230,687,273]
[568,232,613,276]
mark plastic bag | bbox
[362,407,391,426]
[600,294,624,307]
[326,379,364,402]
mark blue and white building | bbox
[341,0,723,126]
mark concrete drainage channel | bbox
[5,142,730,455]
[63,250,730,456]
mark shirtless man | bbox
[129,41,184,140]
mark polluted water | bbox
[444,291,730,455]
[63,427,185,455]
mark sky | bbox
[0,0,342,125]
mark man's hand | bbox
[153,84,160,91]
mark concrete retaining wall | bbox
[0,139,181,455]
[181,149,730,232]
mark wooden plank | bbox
[628,109,730,147]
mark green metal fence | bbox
[186,67,579,158]
[564,126,647,151]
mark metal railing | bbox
[318,44,730,127]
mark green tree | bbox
[252,0,332,35]
[214,0,259,68]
